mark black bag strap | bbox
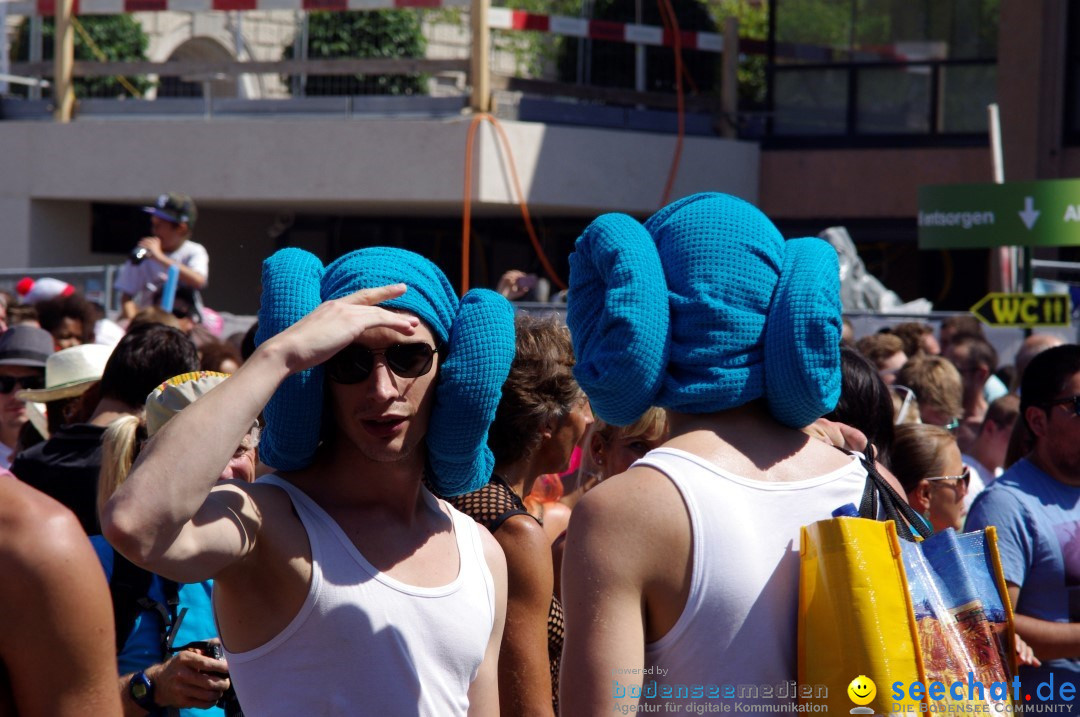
[109,551,155,652]
[109,550,180,654]
[853,445,933,543]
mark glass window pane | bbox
[775,0,999,62]
[856,65,930,134]
[773,67,848,135]
[939,64,996,133]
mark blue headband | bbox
[256,247,516,496]
[567,192,841,428]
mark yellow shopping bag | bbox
[799,516,923,714]
[798,458,1017,716]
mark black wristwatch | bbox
[128,670,158,712]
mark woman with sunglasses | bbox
[891,423,969,532]
[441,314,593,717]
[95,372,256,716]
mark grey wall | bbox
[0,115,760,312]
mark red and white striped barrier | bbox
[5,0,468,15]
[487,7,723,53]
[2,0,910,62]
[3,0,723,55]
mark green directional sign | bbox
[919,178,1080,248]
[970,293,1072,328]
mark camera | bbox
[130,246,150,265]
[171,640,243,717]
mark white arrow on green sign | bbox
[918,178,1080,248]
[969,293,1072,328]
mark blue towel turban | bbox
[255,247,516,496]
[567,192,841,428]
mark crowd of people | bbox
[0,190,1078,715]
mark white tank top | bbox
[634,448,866,706]
[223,475,495,717]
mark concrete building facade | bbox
[0,0,1068,315]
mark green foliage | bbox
[281,10,427,96]
[709,0,768,107]
[775,0,852,47]
[10,15,152,98]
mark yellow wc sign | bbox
[969,293,1072,328]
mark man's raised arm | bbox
[102,285,418,582]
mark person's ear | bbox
[1026,405,1050,440]
[909,480,932,513]
[589,431,606,466]
[540,418,556,442]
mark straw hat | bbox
[145,371,229,437]
[17,343,113,402]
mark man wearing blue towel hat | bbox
[103,247,516,715]
[559,193,868,712]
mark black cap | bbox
[143,193,197,228]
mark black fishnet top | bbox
[445,474,564,713]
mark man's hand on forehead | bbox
[265,284,420,375]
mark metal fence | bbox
[0,265,119,312]
[1,0,740,132]
[3,4,473,101]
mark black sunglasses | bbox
[326,343,438,384]
[0,375,44,394]
[1047,394,1080,417]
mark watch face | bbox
[132,682,149,700]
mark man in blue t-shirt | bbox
[966,344,1080,707]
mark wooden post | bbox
[470,0,490,113]
[53,0,75,122]
[721,17,739,138]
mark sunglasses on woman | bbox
[926,466,971,490]
[326,343,438,385]
[0,375,44,394]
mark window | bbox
[767,0,999,144]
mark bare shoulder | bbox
[492,513,549,559]
[475,522,507,585]
[0,480,122,716]
[782,433,870,486]
[566,464,690,574]
[215,476,296,510]
[0,478,88,573]
[209,476,305,541]
[572,464,687,535]
[209,476,310,566]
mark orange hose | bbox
[657,0,686,207]
[462,114,483,295]
[461,112,568,295]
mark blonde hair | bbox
[593,406,669,444]
[572,407,670,492]
[897,355,963,422]
[97,415,145,519]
